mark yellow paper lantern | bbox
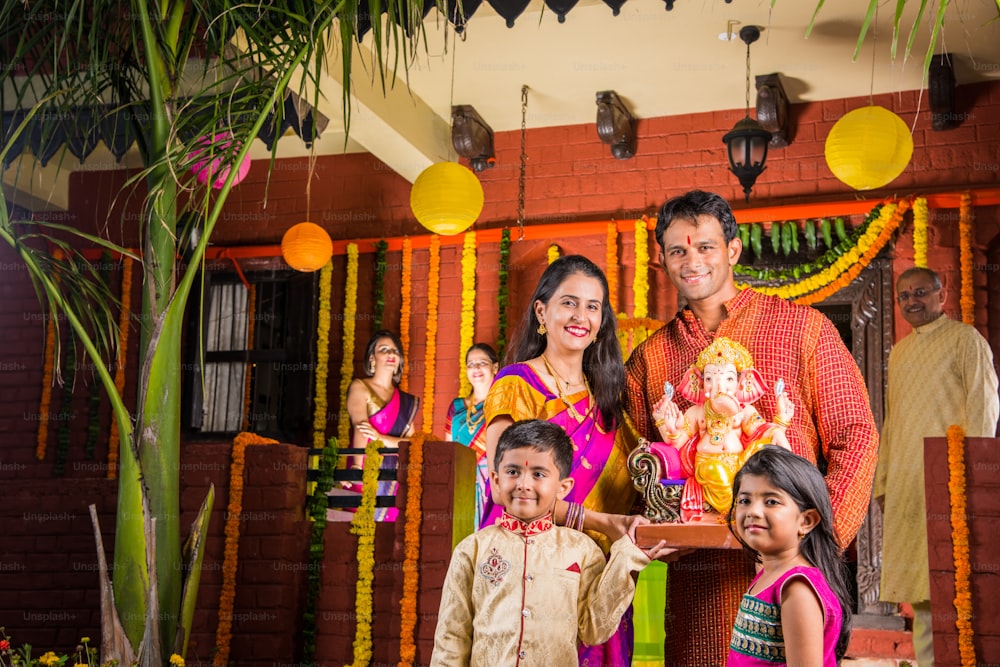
[281,222,333,272]
[410,162,484,235]
[825,106,913,190]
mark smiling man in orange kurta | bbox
[624,190,879,666]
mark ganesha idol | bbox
[628,337,793,523]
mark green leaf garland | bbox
[373,240,388,329]
[301,436,339,666]
[496,228,511,361]
[54,337,74,476]
[735,205,883,284]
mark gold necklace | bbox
[464,396,485,431]
[703,401,736,445]
[540,354,592,423]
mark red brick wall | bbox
[62,82,1000,246]
[924,436,1000,666]
[0,436,309,666]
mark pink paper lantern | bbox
[190,132,251,189]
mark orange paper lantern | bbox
[824,106,913,190]
[281,222,333,272]
[409,162,484,235]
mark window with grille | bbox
[185,268,317,443]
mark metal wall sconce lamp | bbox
[722,25,772,202]
[755,73,791,147]
[451,104,496,172]
[596,90,637,160]
[929,53,958,131]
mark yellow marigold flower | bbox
[38,652,61,667]
[79,637,90,643]
[169,654,186,666]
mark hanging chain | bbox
[517,84,528,240]
[744,41,752,115]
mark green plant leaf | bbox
[174,485,215,658]
[853,0,880,62]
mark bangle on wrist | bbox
[565,502,586,531]
[773,416,791,428]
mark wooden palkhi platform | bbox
[635,515,742,550]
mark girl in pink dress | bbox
[727,446,852,666]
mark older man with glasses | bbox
[876,266,998,666]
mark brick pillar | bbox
[315,440,475,665]
[225,443,311,667]
[924,436,1000,666]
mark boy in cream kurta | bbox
[430,420,672,666]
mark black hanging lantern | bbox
[722,26,771,202]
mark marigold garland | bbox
[735,201,909,304]
[606,223,618,314]
[106,255,133,478]
[912,197,929,268]
[633,219,650,319]
[458,233,477,397]
[398,432,427,666]
[946,425,976,667]
[346,438,383,667]
[400,238,413,391]
[496,229,511,361]
[215,431,279,667]
[616,316,665,357]
[241,284,257,432]
[793,201,909,306]
[35,308,57,461]
[337,245,359,447]
[547,243,560,265]
[313,262,333,449]
[959,193,974,325]
[735,211,877,283]
[310,261,333,495]
[423,236,441,430]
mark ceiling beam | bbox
[303,41,454,183]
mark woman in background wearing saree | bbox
[445,343,499,528]
[345,329,419,521]
[480,255,642,666]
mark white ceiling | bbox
[399,0,1000,131]
[312,0,1000,180]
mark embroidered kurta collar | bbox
[679,287,753,325]
[499,510,554,536]
[913,313,949,334]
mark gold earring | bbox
[537,322,547,335]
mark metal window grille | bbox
[187,270,316,442]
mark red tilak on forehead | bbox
[687,235,691,245]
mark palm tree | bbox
[0,2,434,664]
